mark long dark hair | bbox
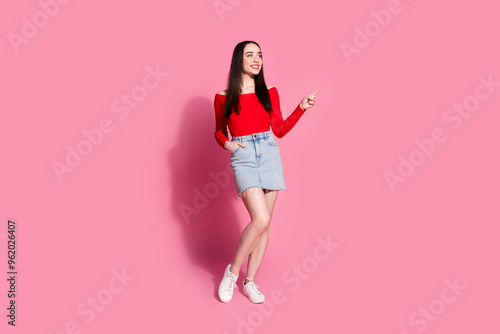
[224,40,273,119]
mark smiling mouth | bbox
[251,65,259,69]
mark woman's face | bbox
[242,43,262,77]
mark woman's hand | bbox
[300,88,323,110]
[224,140,246,153]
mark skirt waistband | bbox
[231,130,273,142]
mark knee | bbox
[252,214,271,233]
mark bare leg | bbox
[245,190,278,283]
[229,187,272,276]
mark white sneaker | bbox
[218,263,239,303]
[242,277,265,303]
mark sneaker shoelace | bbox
[246,279,262,295]
[223,271,238,293]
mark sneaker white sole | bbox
[242,287,265,303]
[219,294,232,303]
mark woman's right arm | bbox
[214,94,230,149]
[214,94,245,152]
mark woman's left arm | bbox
[270,87,323,138]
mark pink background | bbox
[1,0,499,333]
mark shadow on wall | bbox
[167,95,245,295]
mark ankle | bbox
[229,264,239,276]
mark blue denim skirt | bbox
[230,130,286,196]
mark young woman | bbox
[214,40,322,303]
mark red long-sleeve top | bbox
[214,87,306,148]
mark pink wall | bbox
[1,0,499,333]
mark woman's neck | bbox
[241,74,255,93]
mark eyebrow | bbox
[245,51,262,54]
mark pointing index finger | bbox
[312,88,323,96]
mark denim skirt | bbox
[229,130,286,196]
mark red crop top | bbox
[214,87,306,148]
